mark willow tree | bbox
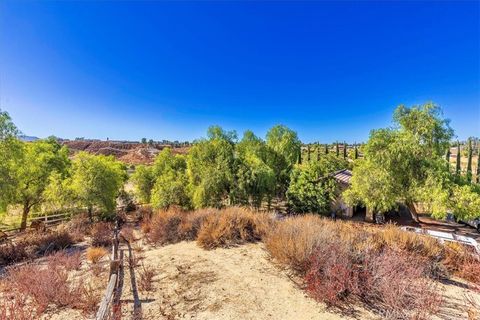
[265,125,302,198]
[187,126,236,208]
[234,130,275,208]
[344,103,454,222]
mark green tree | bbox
[316,142,321,161]
[343,142,347,159]
[0,109,22,211]
[354,145,359,160]
[149,148,191,209]
[265,125,301,197]
[287,154,348,213]
[130,165,155,203]
[335,142,339,157]
[70,152,126,221]
[187,126,235,208]
[344,103,455,222]
[234,131,275,208]
[477,149,480,184]
[141,138,147,144]
[8,138,70,229]
[325,144,329,155]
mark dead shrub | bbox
[86,246,108,264]
[139,264,155,293]
[144,207,208,245]
[20,230,74,256]
[265,215,330,273]
[360,250,442,319]
[64,213,91,242]
[0,242,28,266]
[197,207,273,249]
[305,242,361,306]
[0,292,37,320]
[47,250,82,271]
[136,205,153,222]
[3,261,79,314]
[91,222,113,247]
[75,283,101,314]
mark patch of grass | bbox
[86,246,108,264]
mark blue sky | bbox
[0,1,478,143]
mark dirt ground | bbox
[120,241,376,320]
[106,240,478,320]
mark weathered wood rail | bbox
[96,219,122,320]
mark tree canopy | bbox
[344,103,479,221]
[70,152,127,220]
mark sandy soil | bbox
[118,241,376,320]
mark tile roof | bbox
[332,169,352,185]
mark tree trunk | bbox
[20,202,30,231]
[88,206,93,222]
[407,202,420,223]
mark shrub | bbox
[360,250,442,319]
[86,247,108,264]
[305,242,360,306]
[3,261,79,313]
[91,222,113,247]
[265,215,330,273]
[64,213,91,242]
[143,207,211,245]
[0,243,28,266]
[47,250,82,271]
[20,230,74,256]
[197,207,273,249]
[0,292,37,320]
[138,264,155,293]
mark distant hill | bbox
[19,135,40,142]
[61,139,189,165]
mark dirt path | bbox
[118,241,375,320]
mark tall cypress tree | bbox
[343,142,347,159]
[336,142,339,157]
[467,139,473,182]
[477,148,480,184]
[316,142,320,161]
[325,144,329,155]
[354,145,359,159]
[298,148,302,165]
[445,146,451,172]
[307,145,311,162]
[456,142,461,175]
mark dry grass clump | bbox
[197,207,274,249]
[91,222,113,247]
[86,246,108,264]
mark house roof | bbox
[332,169,352,185]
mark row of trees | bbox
[131,125,349,213]
[0,110,127,229]
[132,103,480,221]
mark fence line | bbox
[96,219,122,320]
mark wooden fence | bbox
[95,220,122,320]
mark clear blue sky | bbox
[0,1,479,143]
